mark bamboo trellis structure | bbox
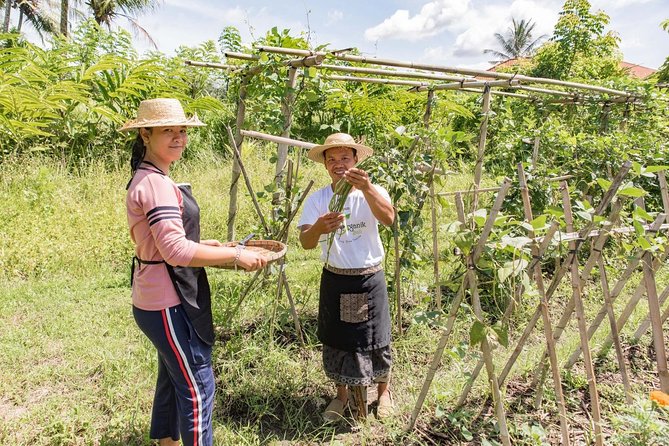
[408,164,669,445]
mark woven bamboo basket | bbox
[213,240,287,269]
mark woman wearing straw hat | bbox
[122,98,266,446]
[297,132,395,422]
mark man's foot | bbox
[376,391,394,419]
[322,398,347,423]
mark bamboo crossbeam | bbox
[512,85,576,98]
[222,51,259,61]
[319,63,476,83]
[323,74,429,87]
[240,130,316,149]
[412,79,520,93]
[461,88,531,99]
[255,46,635,98]
[185,60,237,70]
[286,54,324,67]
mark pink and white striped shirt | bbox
[126,164,198,310]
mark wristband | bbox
[233,245,242,270]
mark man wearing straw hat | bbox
[122,98,266,446]
[298,132,395,421]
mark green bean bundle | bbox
[325,157,374,266]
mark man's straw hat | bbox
[307,132,373,163]
[118,98,206,132]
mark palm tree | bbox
[2,0,58,38]
[86,0,159,48]
[60,0,68,35]
[483,18,547,63]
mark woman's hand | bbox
[236,249,267,271]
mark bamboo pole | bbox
[497,162,631,386]
[457,221,559,407]
[632,283,669,342]
[319,63,476,83]
[227,67,261,241]
[658,171,669,222]
[255,46,636,98]
[408,180,511,431]
[597,247,669,355]
[473,85,492,211]
[598,256,633,403]
[518,165,570,445]
[240,129,316,149]
[560,182,604,446]
[323,74,428,88]
[412,79,520,92]
[643,247,669,392]
[393,210,402,336]
[531,135,541,170]
[274,67,298,222]
[563,214,665,369]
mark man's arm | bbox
[299,212,345,249]
[344,168,395,226]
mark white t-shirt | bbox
[297,184,391,269]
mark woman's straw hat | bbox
[307,132,373,163]
[118,98,206,132]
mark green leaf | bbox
[492,324,509,348]
[637,236,652,250]
[576,210,592,222]
[618,187,647,198]
[596,178,612,191]
[531,214,547,231]
[469,321,487,346]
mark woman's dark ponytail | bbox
[130,131,146,173]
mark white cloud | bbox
[364,0,471,42]
[327,9,344,26]
[451,0,559,59]
[592,0,655,9]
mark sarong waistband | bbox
[323,263,382,276]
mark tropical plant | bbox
[1,0,58,38]
[483,18,546,63]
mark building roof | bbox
[487,58,657,79]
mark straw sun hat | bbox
[307,133,374,163]
[118,98,206,132]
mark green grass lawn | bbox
[2,151,669,445]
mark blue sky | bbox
[13,0,669,69]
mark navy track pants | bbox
[133,305,215,446]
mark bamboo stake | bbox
[643,247,669,392]
[408,180,511,431]
[393,210,402,335]
[274,67,298,221]
[227,67,261,241]
[468,266,511,446]
[563,214,665,369]
[531,135,541,170]
[319,63,476,83]
[518,165,570,445]
[457,221,560,407]
[561,182,604,446]
[497,161,631,386]
[657,171,669,222]
[323,74,428,87]
[597,248,669,355]
[412,79,520,92]
[598,256,633,403]
[473,85,492,211]
[632,284,669,342]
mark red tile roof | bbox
[487,58,657,79]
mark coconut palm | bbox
[86,0,159,48]
[2,0,58,38]
[483,18,547,63]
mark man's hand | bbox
[316,211,345,234]
[343,167,372,192]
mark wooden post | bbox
[561,182,604,446]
